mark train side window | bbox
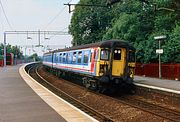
[63,53,66,63]
[66,53,69,63]
[95,49,98,61]
[83,51,89,64]
[72,52,77,64]
[77,51,82,64]
[90,52,92,62]
[114,49,121,60]
[59,53,62,63]
[54,53,56,63]
[90,50,94,62]
[56,54,58,63]
[100,49,109,60]
[68,53,72,64]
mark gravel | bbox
[38,67,171,122]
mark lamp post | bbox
[20,47,22,64]
[24,47,26,63]
[154,35,166,79]
[3,32,6,67]
[16,47,18,65]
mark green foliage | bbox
[69,0,112,45]
[69,0,180,63]
[29,53,42,61]
[0,43,21,59]
[0,55,3,60]
[162,24,180,63]
[103,13,140,43]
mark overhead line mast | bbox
[0,0,13,30]
[3,30,69,67]
[64,3,108,13]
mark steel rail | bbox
[118,96,180,122]
[27,64,114,122]
[27,63,180,122]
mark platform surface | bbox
[0,66,66,122]
[134,76,180,93]
[19,64,97,122]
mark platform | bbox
[0,65,66,122]
[0,65,97,122]
[134,76,180,94]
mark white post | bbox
[3,32,6,67]
[159,40,161,79]
[38,29,40,46]
[154,35,166,79]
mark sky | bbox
[0,0,79,56]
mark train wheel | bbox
[82,77,91,88]
[90,80,98,90]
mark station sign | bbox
[156,49,163,54]
[154,35,167,40]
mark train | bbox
[42,39,136,92]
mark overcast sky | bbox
[0,0,79,56]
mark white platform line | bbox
[19,63,98,122]
[134,83,180,94]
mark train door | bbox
[112,48,126,76]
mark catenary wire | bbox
[0,0,13,30]
[43,0,73,30]
[43,6,66,30]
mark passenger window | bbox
[100,49,109,60]
[66,53,69,63]
[78,51,82,64]
[68,53,71,64]
[63,53,66,63]
[95,50,98,61]
[59,53,62,63]
[56,54,58,62]
[54,54,56,62]
[114,49,121,60]
[90,52,92,62]
[83,51,89,64]
[72,52,77,64]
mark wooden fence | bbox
[135,63,180,80]
[0,60,3,67]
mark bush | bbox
[0,55,4,60]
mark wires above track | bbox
[0,0,13,30]
[43,6,66,30]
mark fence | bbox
[0,60,3,67]
[135,63,180,80]
[0,58,33,67]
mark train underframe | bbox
[43,65,134,93]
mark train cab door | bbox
[112,48,126,76]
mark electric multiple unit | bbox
[43,40,136,91]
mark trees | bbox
[0,43,21,59]
[69,0,180,63]
[69,0,112,45]
[28,53,41,61]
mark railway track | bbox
[26,63,180,122]
[117,96,180,122]
[88,88,180,122]
[27,63,114,122]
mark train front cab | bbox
[95,42,136,88]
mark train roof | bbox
[44,39,135,55]
[57,39,134,51]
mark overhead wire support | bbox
[4,30,69,35]
[3,30,69,67]
[0,0,13,30]
[43,6,66,30]
[64,3,108,13]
